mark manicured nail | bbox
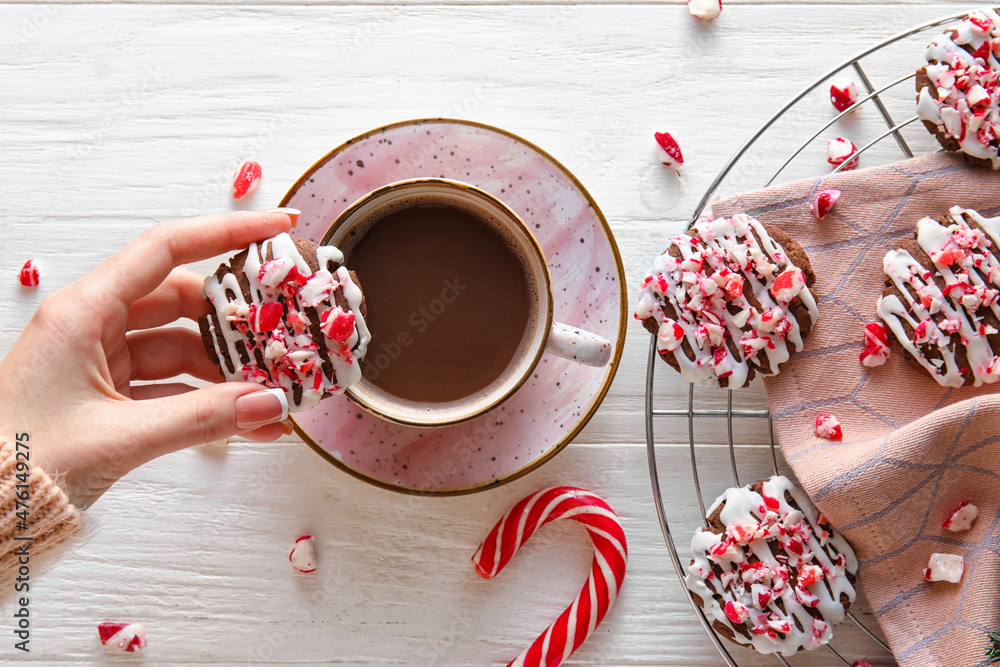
[266,207,301,227]
[282,420,294,436]
[235,388,288,430]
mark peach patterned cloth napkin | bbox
[711,152,1000,667]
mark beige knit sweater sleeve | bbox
[0,437,80,583]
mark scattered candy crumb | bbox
[18,260,38,287]
[290,535,317,573]
[852,661,873,667]
[827,138,859,171]
[943,501,978,532]
[654,131,684,171]
[232,160,262,199]
[811,189,842,219]
[860,322,890,367]
[830,78,860,112]
[815,414,843,440]
[688,0,722,20]
[98,622,146,653]
[925,553,964,583]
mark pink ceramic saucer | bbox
[280,119,626,495]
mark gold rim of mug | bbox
[321,177,555,428]
[280,118,629,497]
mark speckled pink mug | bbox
[324,178,611,428]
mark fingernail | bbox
[266,207,301,228]
[282,420,294,436]
[236,388,289,430]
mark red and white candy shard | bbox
[289,535,317,573]
[231,160,262,199]
[18,260,38,287]
[472,487,628,667]
[688,0,722,20]
[917,10,1000,169]
[811,189,841,220]
[685,475,858,655]
[654,131,684,170]
[852,662,873,667]
[860,322,891,367]
[925,553,964,583]
[815,414,843,440]
[202,233,371,412]
[827,138,859,170]
[829,78,860,113]
[635,214,819,388]
[877,206,1000,387]
[943,501,978,532]
[98,622,146,653]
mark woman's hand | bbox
[0,209,300,508]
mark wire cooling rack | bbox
[645,7,995,666]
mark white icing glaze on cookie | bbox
[684,475,858,655]
[202,233,371,412]
[635,215,819,388]
[918,10,1000,168]
[876,206,1000,387]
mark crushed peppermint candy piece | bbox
[852,662,873,667]
[812,189,842,220]
[815,414,843,440]
[98,622,147,653]
[654,131,684,170]
[827,138,860,170]
[860,322,891,367]
[18,260,39,287]
[943,501,978,532]
[289,535,317,573]
[770,268,807,303]
[830,78,860,113]
[232,160,262,199]
[688,0,721,20]
[925,552,964,583]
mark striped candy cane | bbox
[472,487,628,667]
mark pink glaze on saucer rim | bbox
[281,118,626,495]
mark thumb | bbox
[128,383,288,463]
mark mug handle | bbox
[545,322,612,368]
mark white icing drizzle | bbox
[635,215,819,387]
[876,206,1000,387]
[918,10,1000,168]
[202,233,371,412]
[684,475,858,656]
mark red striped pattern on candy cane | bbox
[472,486,628,667]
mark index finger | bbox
[86,209,299,306]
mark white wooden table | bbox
[0,2,967,664]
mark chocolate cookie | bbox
[876,206,1000,387]
[635,215,818,388]
[684,476,858,655]
[199,233,371,412]
[916,10,1000,170]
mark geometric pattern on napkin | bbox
[711,152,1000,667]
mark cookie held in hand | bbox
[684,476,858,655]
[635,215,819,388]
[916,9,1000,169]
[877,206,1000,387]
[199,233,370,412]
